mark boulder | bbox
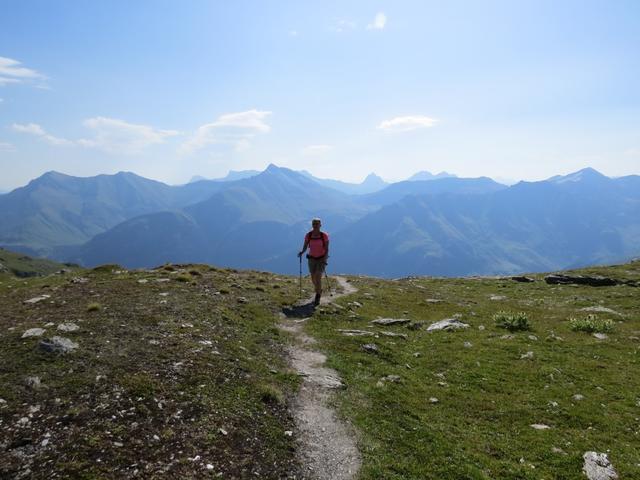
[426,318,470,332]
[38,336,78,354]
[511,276,535,283]
[23,294,51,304]
[544,274,629,287]
[22,328,46,338]
[583,452,618,480]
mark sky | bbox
[1,0,639,191]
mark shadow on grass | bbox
[282,301,316,318]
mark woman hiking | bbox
[298,218,330,306]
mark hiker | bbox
[298,218,330,306]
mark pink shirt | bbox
[306,231,329,258]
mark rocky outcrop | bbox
[544,274,637,287]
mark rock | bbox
[38,336,78,354]
[489,295,506,301]
[463,341,473,348]
[511,276,535,283]
[544,274,623,287]
[380,331,408,339]
[371,318,410,326]
[520,351,534,360]
[23,294,51,304]
[552,447,567,455]
[583,451,618,480]
[218,428,228,436]
[238,297,248,303]
[580,306,622,316]
[478,325,486,331]
[573,394,585,401]
[71,277,89,284]
[57,323,79,332]
[429,397,439,403]
[427,318,470,332]
[407,322,425,331]
[528,335,538,341]
[24,376,41,389]
[425,298,443,303]
[361,343,379,354]
[530,423,551,430]
[113,441,124,447]
[349,301,363,308]
[382,374,401,383]
[593,333,608,340]
[22,328,46,338]
[284,430,293,437]
[412,352,421,358]
[0,262,9,273]
[337,329,375,337]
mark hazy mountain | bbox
[0,171,231,255]
[332,169,640,277]
[300,171,388,195]
[407,171,456,181]
[357,176,507,207]
[188,170,261,183]
[64,165,371,269]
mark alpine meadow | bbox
[1,2,639,479]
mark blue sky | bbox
[1,0,639,190]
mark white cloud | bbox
[0,141,15,151]
[367,12,387,30]
[77,117,179,154]
[12,123,73,146]
[0,57,45,87]
[180,109,272,155]
[377,115,438,132]
[302,144,333,155]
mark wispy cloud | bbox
[0,57,46,87]
[302,144,332,155]
[180,109,272,155]
[0,141,15,151]
[367,12,387,30]
[77,117,179,154]
[12,123,73,146]
[332,19,357,33]
[12,117,178,153]
[377,115,438,132]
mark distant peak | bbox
[552,167,608,184]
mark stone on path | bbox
[583,452,618,480]
[38,336,78,354]
[23,294,51,304]
[370,318,410,326]
[22,328,46,338]
[426,318,470,332]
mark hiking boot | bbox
[314,293,321,306]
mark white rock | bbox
[206,464,214,470]
[22,328,46,338]
[478,325,485,331]
[24,294,51,304]
[429,397,439,403]
[113,442,123,447]
[489,295,506,301]
[573,394,585,401]
[583,451,618,480]
[528,335,538,341]
[520,351,534,360]
[580,306,622,316]
[137,279,148,284]
[593,333,608,340]
[426,318,470,332]
[284,430,293,437]
[57,323,79,332]
[218,428,228,436]
[530,424,551,430]
[463,342,473,348]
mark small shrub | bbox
[189,269,202,277]
[219,288,230,294]
[163,265,176,272]
[87,302,101,312]
[92,264,121,273]
[175,273,191,282]
[258,384,285,405]
[493,311,531,331]
[569,314,614,333]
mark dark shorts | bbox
[307,256,326,275]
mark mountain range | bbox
[1,166,638,277]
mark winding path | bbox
[279,276,361,479]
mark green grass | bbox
[0,247,74,277]
[569,314,615,333]
[307,262,640,479]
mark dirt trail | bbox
[279,276,361,480]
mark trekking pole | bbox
[323,265,333,297]
[298,255,303,299]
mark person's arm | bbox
[323,234,330,263]
[298,236,309,257]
